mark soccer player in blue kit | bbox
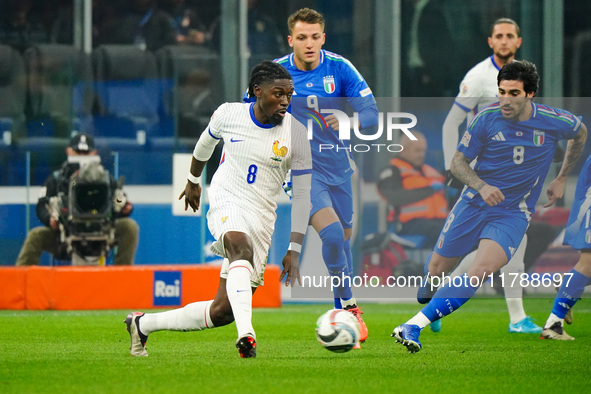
[392,60,587,353]
[277,8,378,344]
[541,153,591,340]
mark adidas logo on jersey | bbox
[492,131,506,141]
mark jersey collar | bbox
[249,102,274,129]
[489,55,501,71]
[289,49,325,69]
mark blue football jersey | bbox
[563,153,591,250]
[457,102,582,213]
[276,50,378,185]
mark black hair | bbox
[497,60,540,95]
[247,60,292,98]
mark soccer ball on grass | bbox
[315,309,360,353]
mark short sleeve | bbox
[290,118,312,175]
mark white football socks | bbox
[545,313,563,328]
[139,300,214,335]
[503,236,527,324]
[341,297,357,309]
[406,312,431,329]
[226,259,255,339]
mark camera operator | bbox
[16,133,139,266]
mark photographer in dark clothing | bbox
[16,133,139,266]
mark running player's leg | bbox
[125,271,232,357]
[394,206,526,352]
[223,231,259,357]
[542,250,591,340]
[311,207,351,306]
[310,179,351,309]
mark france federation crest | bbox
[533,130,545,146]
[323,76,335,94]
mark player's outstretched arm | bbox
[280,231,305,287]
[442,104,469,171]
[545,123,588,207]
[179,126,220,211]
[280,172,312,287]
[451,150,504,206]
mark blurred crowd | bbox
[0,0,285,56]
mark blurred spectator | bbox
[246,0,286,56]
[98,0,176,51]
[178,68,217,130]
[209,0,286,56]
[377,131,448,248]
[158,0,209,45]
[401,0,454,96]
[0,0,48,53]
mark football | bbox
[315,309,360,353]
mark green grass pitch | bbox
[0,298,589,393]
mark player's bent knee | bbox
[319,222,345,248]
[223,232,254,262]
[428,254,457,275]
[209,301,234,326]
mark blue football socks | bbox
[319,222,353,305]
[421,279,479,322]
[552,269,589,319]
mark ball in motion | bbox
[315,309,360,353]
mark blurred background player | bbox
[125,61,312,358]
[393,60,587,353]
[274,8,379,345]
[16,133,138,266]
[439,18,543,334]
[541,153,591,340]
[442,18,522,174]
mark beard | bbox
[269,112,285,126]
[495,50,515,63]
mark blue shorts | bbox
[563,162,591,250]
[310,177,353,229]
[434,198,530,261]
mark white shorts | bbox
[207,202,275,287]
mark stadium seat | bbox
[0,45,27,142]
[24,44,94,138]
[92,45,160,151]
[14,45,95,184]
[0,45,27,185]
[155,45,224,149]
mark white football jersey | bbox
[455,55,501,123]
[206,102,311,216]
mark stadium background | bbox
[1,0,590,277]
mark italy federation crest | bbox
[533,130,545,146]
[323,76,335,94]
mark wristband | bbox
[187,173,200,185]
[288,242,302,254]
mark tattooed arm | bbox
[545,123,588,207]
[450,151,505,206]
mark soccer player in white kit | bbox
[125,61,313,358]
[435,18,544,334]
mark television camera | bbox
[49,156,126,265]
